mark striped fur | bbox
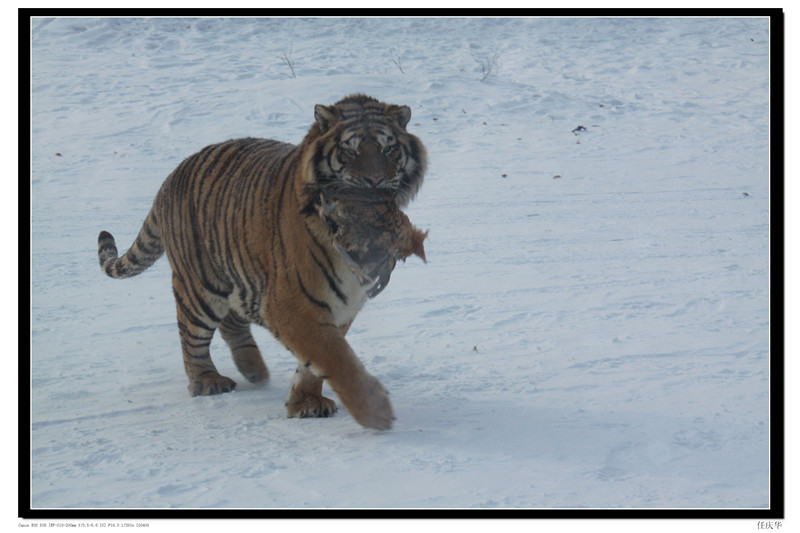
[97,94,426,430]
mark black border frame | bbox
[20,7,785,521]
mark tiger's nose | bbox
[365,176,385,187]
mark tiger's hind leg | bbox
[285,363,338,419]
[172,275,237,396]
[219,311,269,384]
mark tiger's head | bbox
[302,94,427,208]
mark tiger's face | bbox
[308,94,427,207]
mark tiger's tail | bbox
[98,208,164,279]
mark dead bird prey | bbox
[318,190,427,298]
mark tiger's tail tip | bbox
[97,230,120,274]
[98,230,115,244]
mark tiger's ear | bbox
[388,105,412,129]
[314,104,340,133]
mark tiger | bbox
[97,94,427,430]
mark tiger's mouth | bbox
[312,156,420,207]
[321,183,397,204]
[355,175,393,188]
[330,174,409,202]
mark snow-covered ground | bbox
[29,16,775,511]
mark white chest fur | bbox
[328,254,373,327]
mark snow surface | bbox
[29,16,773,510]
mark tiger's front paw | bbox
[342,374,395,431]
[286,395,338,419]
[188,373,237,396]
